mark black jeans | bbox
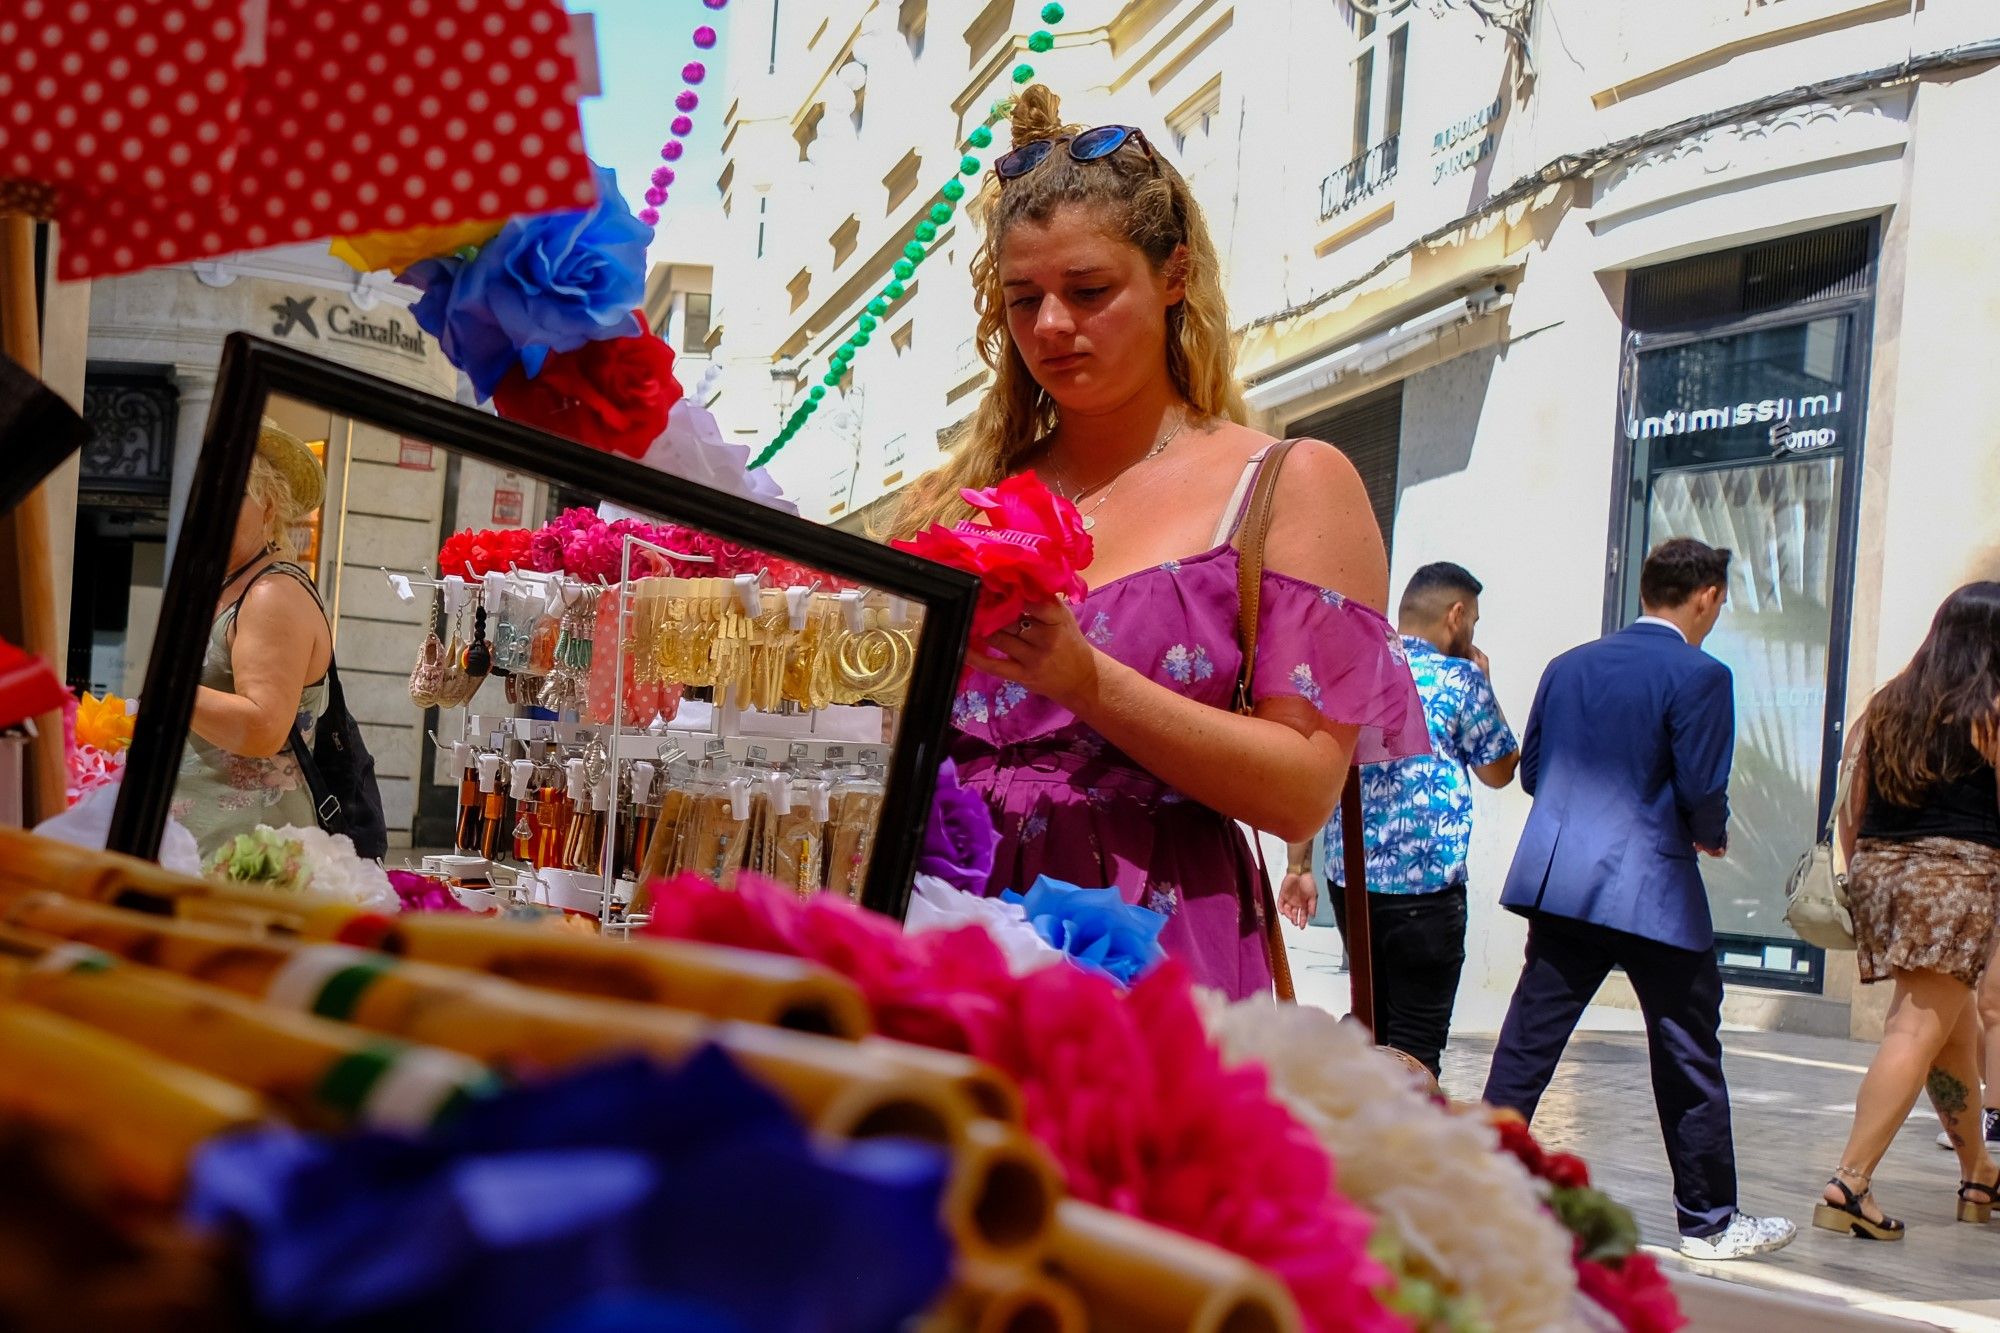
[1330,883,1468,1078]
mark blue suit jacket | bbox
[1500,622,1734,951]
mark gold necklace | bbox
[1049,412,1187,531]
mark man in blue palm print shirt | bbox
[1282,562,1519,1078]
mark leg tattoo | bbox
[1930,1067,1972,1147]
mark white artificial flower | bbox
[624,397,799,515]
[270,825,399,914]
[904,874,1065,975]
[1204,995,1579,1333]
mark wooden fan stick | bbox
[0,214,67,824]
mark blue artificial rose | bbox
[1000,875,1168,987]
[402,165,652,400]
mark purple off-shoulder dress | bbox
[950,465,1430,999]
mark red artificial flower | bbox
[1491,1116,1547,1177]
[1545,1151,1592,1191]
[1491,1115,1595,1190]
[1575,1254,1686,1333]
[892,476,1092,661]
[962,473,1092,601]
[437,526,536,578]
[493,323,685,459]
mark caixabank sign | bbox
[269,292,429,360]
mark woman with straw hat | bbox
[171,419,334,856]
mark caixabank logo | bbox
[270,293,429,360]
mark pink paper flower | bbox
[641,875,1408,1332]
[891,473,1092,663]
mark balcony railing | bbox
[1319,136,1400,222]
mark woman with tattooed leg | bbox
[1816,583,2000,1240]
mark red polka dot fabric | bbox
[0,0,595,281]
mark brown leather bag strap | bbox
[1339,769,1374,1032]
[1230,440,1301,1002]
[1233,440,1299,715]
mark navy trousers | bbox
[1482,911,1737,1237]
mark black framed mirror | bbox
[107,333,976,920]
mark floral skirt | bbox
[1849,837,2000,987]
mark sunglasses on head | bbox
[994,124,1155,180]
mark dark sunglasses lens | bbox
[1071,125,1132,162]
[995,140,1054,179]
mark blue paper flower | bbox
[185,1050,954,1332]
[403,165,652,401]
[1001,875,1168,986]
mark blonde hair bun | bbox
[1007,84,1071,148]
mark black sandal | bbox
[1958,1174,2000,1224]
[1813,1174,1905,1240]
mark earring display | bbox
[392,533,929,929]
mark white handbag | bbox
[1784,743,1859,951]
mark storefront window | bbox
[1614,228,1875,992]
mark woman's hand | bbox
[980,600,1102,714]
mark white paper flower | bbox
[269,825,399,914]
[903,874,1066,975]
[620,396,798,515]
[1204,995,1579,1333]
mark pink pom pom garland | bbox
[641,7,728,226]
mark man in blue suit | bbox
[1483,538,1796,1262]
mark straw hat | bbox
[256,418,325,515]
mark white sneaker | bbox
[1678,1212,1798,1261]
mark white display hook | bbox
[839,588,867,634]
[442,575,472,617]
[732,572,763,617]
[380,566,445,603]
[785,585,814,632]
[481,570,506,614]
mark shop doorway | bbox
[1610,222,1877,993]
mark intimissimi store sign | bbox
[1627,389,1847,457]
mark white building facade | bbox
[711,0,2000,1038]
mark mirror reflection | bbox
[170,392,924,925]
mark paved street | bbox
[1282,924,2000,1331]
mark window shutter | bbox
[1289,381,1403,559]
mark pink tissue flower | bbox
[641,874,1408,1332]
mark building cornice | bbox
[1236,37,2000,338]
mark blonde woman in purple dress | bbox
[893,87,1427,999]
